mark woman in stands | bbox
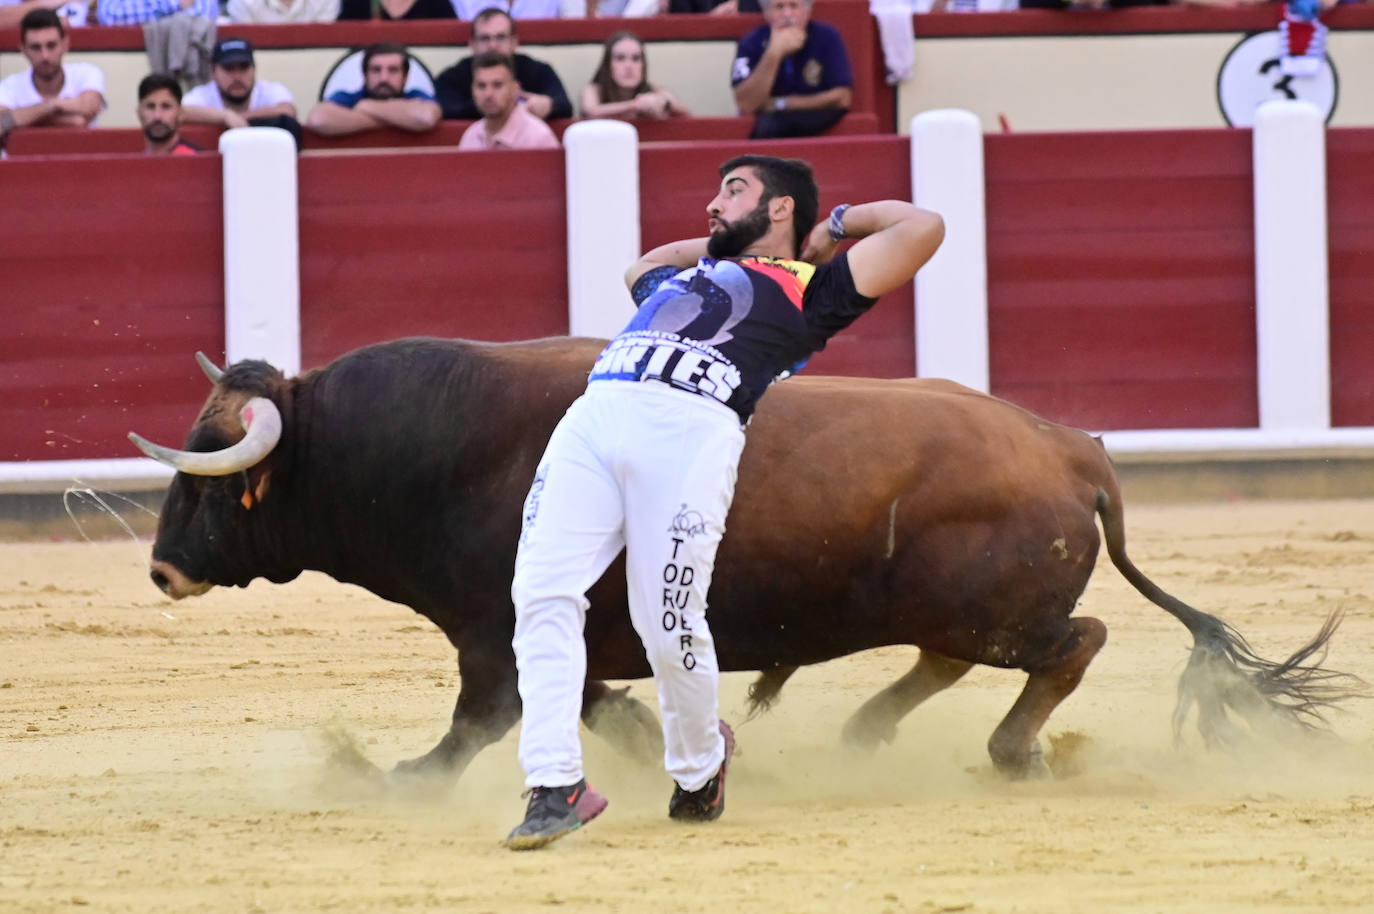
[580,32,689,121]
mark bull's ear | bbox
[239,464,273,510]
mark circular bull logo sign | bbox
[1217,30,1338,127]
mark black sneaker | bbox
[505,779,608,851]
[668,720,735,822]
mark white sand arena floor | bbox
[3,497,1374,913]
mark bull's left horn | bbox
[128,397,282,476]
[195,351,225,384]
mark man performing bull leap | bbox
[506,154,945,850]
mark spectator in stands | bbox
[669,0,758,12]
[565,0,663,14]
[434,8,572,121]
[337,0,454,20]
[458,52,560,150]
[580,32,689,121]
[97,0,217,26]
[305,41,442,137]
[451,0,561,15]
[0,9,105,142]
[0,0,77,29]
[730,0,852,139]
[1018,0,1163,7]
[227,0,340,23]
[138,72,199,154]
[183,39,302,144]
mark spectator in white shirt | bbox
[0,8,104,141]
[226,0,341,22]
[184,39,298,128]
[183,38,304,148]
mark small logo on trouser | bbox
[669,504,706,538]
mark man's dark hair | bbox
[138,72,183,103]
[363,42,411,77]
[471,51,516,80]
[473,6,515,33]
[20,8,64,40]
[719,155,819,257]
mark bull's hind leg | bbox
[582,681,664,765]
[988,617,1107,779]
[842,651,974,750]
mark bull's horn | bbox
[195,351,225,384]
[127,397,282,476]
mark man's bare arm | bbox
[0,99,60,132]
[304,101,384,136]
[52,90,105,124]
[624,238,710,290]
[521,93,553,119]
[354,98,441,133]
[183,105,250,129]
[801,201,944,299]
[246,101,298,120]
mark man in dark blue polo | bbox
[304,41,441,138]
[730,0,853,139]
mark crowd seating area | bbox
[0,2,894,131]
[2,111,881,155]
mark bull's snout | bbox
[149,560,213,600]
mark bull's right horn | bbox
[195,351,225,384]
[128,397,282,476]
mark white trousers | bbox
[512,380,746,792]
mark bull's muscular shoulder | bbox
[320,336,604,388]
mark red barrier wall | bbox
[298,148,568,367]
[640,135,914,378]
[1327,127,1374,428]
[7,127,1371,464]
[1,156,224,463]
[983,129,1258,431]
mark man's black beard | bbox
[706,201,772,259]
[366,83,400,100]
[142,121,174,143]
[220,87,251,107]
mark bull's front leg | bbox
[391,651,521,783]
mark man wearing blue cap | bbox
[183,38,299,137]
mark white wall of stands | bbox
[3,102,1371,495]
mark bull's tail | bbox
[1093,486,1363,746]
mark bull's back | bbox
[709,375,1114,661]
[739,374,1112,521]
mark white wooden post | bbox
[220,127,300,375]
[910,108,988,391]
[565,120,641,339]
[1253,100,1329,430]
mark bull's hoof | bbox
[584,689,664,765]
[840,715,897,752]
[989,737,1053,781]
[389,749,457,788]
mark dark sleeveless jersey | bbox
[587,252,876,422]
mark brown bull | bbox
[130,338,1357,781]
